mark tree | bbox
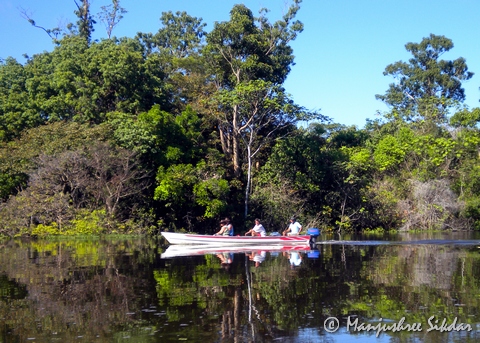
[135,11,209,113]
[0,121,110,201]
[376,34,473,126]
[205,2,304,178]
[20,0,95,42]
[97,0,127,39]
[369,35,479,230]
[204,1,324,217]
[74,0,96,43]
[213,80,316,217]
[20,8,62,40]
[85,142,150,218]
[139,11,207,58]
[253,125,326,227]
[0,58,36,141]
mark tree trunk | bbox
[218,124,231,160]
[244,145,252,218]
[232,105,241,178]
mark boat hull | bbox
[161,231,311,246]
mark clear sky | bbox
[1,0,479,128]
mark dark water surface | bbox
[1,232,480,342]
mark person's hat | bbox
[290,216,296,221]
[255,218,261,222]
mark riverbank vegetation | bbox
[1,0,479,237]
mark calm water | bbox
[1,232,480,343]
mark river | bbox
[1,231,479,342]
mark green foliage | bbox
[373,135,405,171]
[0,120,153,236]
[0,36,169,133]
[31,223,62,237]
[204,1,316,217]
[174,105,203,145]
[193,178,229,218]
[206,2,303,86]
[68,210,108,235]
[108,105,204,169]
[254,124,374,229]
[257,127,325,193]
[363,179,404,228]
[462,197,480,230]
[154,164,196,205]
[140,11,206,58]
[0,58,35,141]
[0,162,28,201]
[154,159,230,224]
[450,107,480,128]
[349,147,371,167]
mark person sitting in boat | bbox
[245,218,266,237]
[283,217,303,236]
[223,217,234,236]
[215,219,231,236]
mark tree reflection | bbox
[0,237,479,342]
[0,237,160,342]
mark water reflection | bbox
[284,251,303,268]
[0,235,479,342]
[217,252,234,270]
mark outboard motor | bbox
[307,250,321,259]
[307,228,320,249]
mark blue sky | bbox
[1,0,479,128]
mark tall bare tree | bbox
[97,0,127,39]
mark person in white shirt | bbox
[283,217,303,236]
[245,218,266,237]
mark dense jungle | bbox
[1,0,480,237]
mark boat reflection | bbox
[247,250,266,267]
[160,244,316,259]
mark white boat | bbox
[160,231,313,246]
[161,244,311,258]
